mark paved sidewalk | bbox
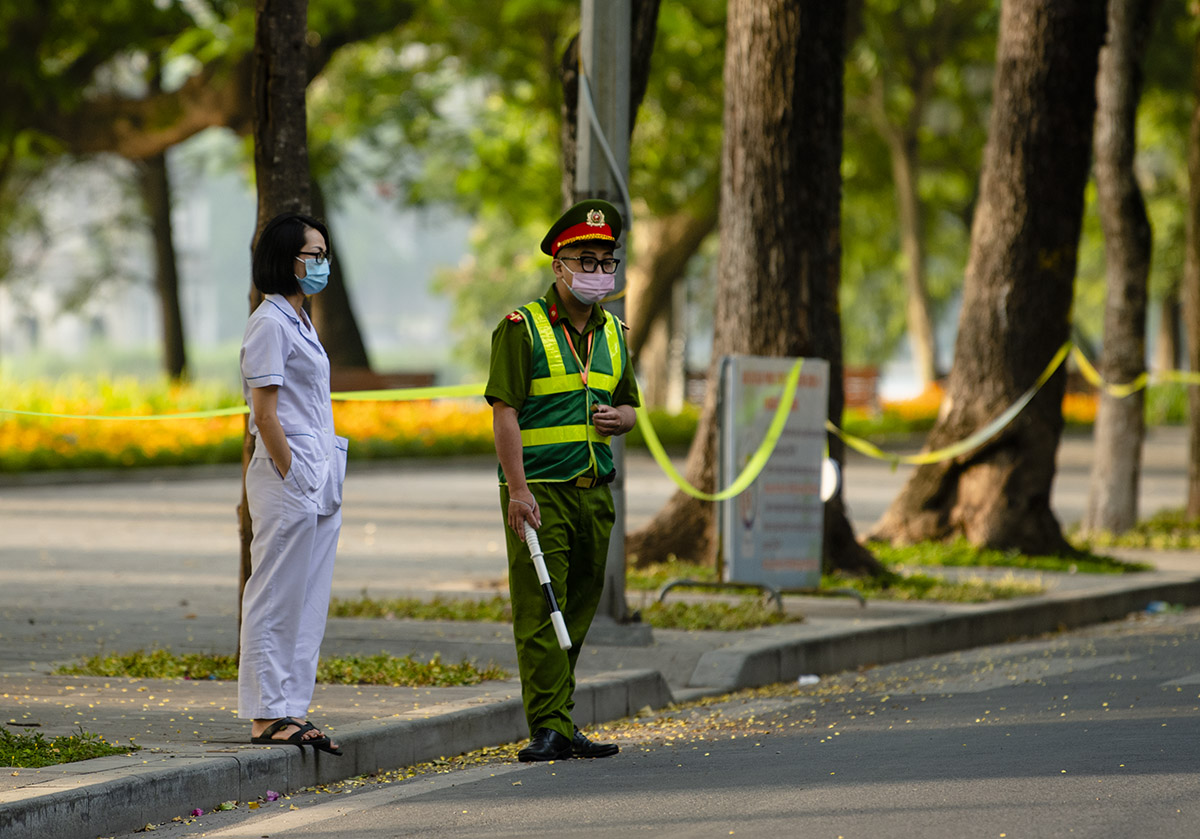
[2,430,1199,838]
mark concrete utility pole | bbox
[576,0,634,624]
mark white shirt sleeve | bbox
[241,315,287,389]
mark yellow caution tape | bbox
[1069,346,1148,398]
[331,383,486,402]
[633,359,803,502]
[0,405,250,421]
[2,339,1196,489]
[0,383,488,421]
[1153,369,1200,386]
[827,341,1072,467]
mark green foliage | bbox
[0,725,137,768]
[1144,381,1191,425]
[59,649,508,687]
[625,403,702,450]
[1073,507,1200,551]
[866,538,1151,574]
[384,0,727,373]
[841,0,997,366]
[330,594,512,622]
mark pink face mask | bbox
[561,263,615,304]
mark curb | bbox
[687,574,1200,692]
[0,671,672,839]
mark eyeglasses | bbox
[559,255,620,274]
[295,250,331,265]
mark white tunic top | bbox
[240,294,348,515]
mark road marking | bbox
[199,762,529,838]
[1161,674,1200,687]
[885,655,1129,695]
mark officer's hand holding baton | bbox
[507,490,540,541]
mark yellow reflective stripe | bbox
[520,424,611,447]
[525,304,566,378]
[529,372,617,396]
[603,311,623,379]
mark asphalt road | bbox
[0,426,1189,612]
[111,606,1200,839]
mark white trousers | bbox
[238,457,341,720]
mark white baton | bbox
[523,522,572,650]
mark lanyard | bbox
[561,325,595,387]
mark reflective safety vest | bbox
[500,297,628,485]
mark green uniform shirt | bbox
[484,284,640,414]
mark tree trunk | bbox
[869,0,1107,554]
[628,0,882,576]
[1083,0,1159,536]
[240,0,314,636]
[1184,13,1200,518]
[1154,289,1181,371]
[888,131,940,388]
[138,151,188,381]
[309,178,371,370]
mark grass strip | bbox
[866,538,1151,574]
[330,595,512,621]
[823,571,1044,603]
[1072,508,1200,551]
[626,555,1047,602]
[57,649,508,687]
[640,599,800,631]
[0,725,137,768]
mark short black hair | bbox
[252,212,331,296]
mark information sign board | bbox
[718,355,829,589]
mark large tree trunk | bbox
[239,0,314,634]
[628,0,882,577]
[309,178,371,369]
[1185,14,1200,519]
[1083,0,1159,536]
[138,151,188,381]
[869,0,1107,554]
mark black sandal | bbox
[250,717,330,750]
[305,721,343,756]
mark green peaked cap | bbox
[540,199,623,256]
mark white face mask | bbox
[560,262,615,304]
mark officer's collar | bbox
[544,284,605,333]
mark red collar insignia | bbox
[548,303,559,324]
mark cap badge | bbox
[585,209,605,227]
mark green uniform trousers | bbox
[500,481,615,740]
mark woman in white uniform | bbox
[239,212,348,755]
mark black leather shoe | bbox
[517,728,572,762]
[572,727,619,759]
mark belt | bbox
[572,471,616,489]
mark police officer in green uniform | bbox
[485,199,638,762]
